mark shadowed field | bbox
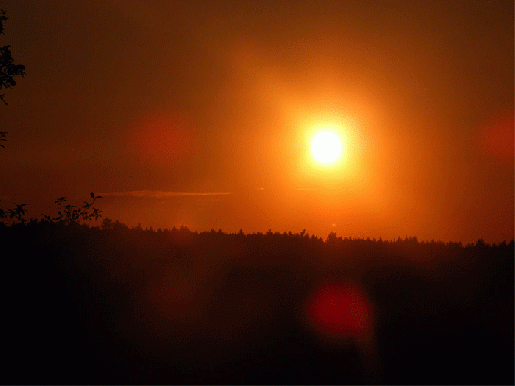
[2,222,513,384]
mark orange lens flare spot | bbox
[305,282,372,341]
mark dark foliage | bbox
[1,193,102,228]
[0,129,6,148]
[0,9,26,106]
[0,8,26,149]
[1,220,513,384]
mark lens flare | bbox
[128,111,195,165]
[305,282,372,341]
[479,111,514,164]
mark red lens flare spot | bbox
[147,278,199,319]
[479,111,514,164]
[305,282,372,341]
[129,111,195,165]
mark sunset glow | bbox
[0,0,512,244]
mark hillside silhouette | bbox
[1,217,513,384]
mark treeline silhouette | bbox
[1,210,513,384]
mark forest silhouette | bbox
[1,204,513,384]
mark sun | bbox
[311,131,342,164]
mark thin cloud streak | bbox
[100,190,232,199]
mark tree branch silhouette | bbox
[0,9,25,106]
[0,9,26,149]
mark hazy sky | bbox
[1,0,513,244]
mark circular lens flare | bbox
[305,282,372,341]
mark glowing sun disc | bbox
[311,131,342,164]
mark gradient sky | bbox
[1,0,513,244]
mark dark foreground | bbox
[2,222,513,384]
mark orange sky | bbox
[1,0,513,244]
